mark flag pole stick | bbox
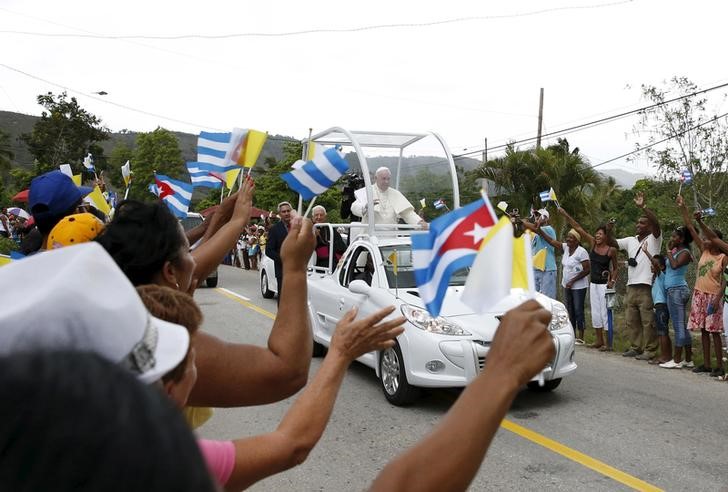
[303,197,317,218]
[124,186,130,200]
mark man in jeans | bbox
[523,209,558,299]
[608,192,662,360]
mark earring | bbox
[175,282,180,290]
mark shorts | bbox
[654,303,669,337]
[688,289,724,333]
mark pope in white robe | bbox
[350,167,424,226]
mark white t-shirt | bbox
[617,234,662,286]
[561,244,590,289]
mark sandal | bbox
[716,374,728,382]
[598,345,612,352]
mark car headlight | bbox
[400,304,471,336]
[549,303,571,332]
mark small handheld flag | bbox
[121,160,132,187]
[82,153,95,172]
[678,169,693,194]
[433,198,446,210]
[186,162,224,189]
[387,250,398,276]
[154,174,193,218]
[419,198,427,209]
[411,195,499,317]
[281,147,348,201]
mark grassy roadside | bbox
[578,306,726,371]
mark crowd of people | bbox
[0,168,557,491]
[523,191,728,376]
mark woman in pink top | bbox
[137,285,405,491]
[678,196,728,377]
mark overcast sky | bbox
[1,0,726,174]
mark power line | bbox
[589,111,728,170]
[0,1,632,40]
[452,79,728,159]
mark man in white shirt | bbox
[350,167,424,227]
[609,192,662,360]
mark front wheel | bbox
[526,378,562,392]
[379,342,420,406]
[260,270,274,299]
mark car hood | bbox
[393,287,556,339]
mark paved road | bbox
[196,266,728,491]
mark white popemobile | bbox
[265,128,577,406]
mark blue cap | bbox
[29,171,93,219]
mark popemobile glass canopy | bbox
[302,127,461,236]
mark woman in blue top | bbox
[655,226,694,368]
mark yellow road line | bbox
[213,289,662,491]
[214,288,275,320]
[501,419,663,491]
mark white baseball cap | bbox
[0,242,189,384]
[536,208,550,220]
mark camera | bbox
[340,173,365,220]
[342,173,365,195]
[627,258,638,267]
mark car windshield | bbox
[179,216,203,232]
[379,244,469,289]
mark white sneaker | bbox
[681,360,695,369]
[659,360,682,369]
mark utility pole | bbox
[482,137,488,164]
[536,87,544,149]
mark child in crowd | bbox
[648,254,672,364]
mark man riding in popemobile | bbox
[298,127,576,406]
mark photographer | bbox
[607,191,662,361]
[340,173,364,221]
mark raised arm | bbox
[222,306,405,492]
[557,207,594,247]
[191,177,253,281]
[369,301,555,492]
[189,216,316,407]
[605,220,619,248]
[634,191,661,238]
[607,246,619,287]
[696,213,728,255]
[676,195,703,252]
[535,227,563,252]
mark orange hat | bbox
[49,213,105,249]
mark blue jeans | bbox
[666,285,691,347]
[564,287,587,332]
[654,303,670,337]
[534,270,557,299]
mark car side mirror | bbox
[349,279,371,296]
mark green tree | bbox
[0,129,15,204]
[127,127,185,201]
[20,92,110,175]
[106,141,135,190]
[472,139,608,234]
[633,76,728,210]
[253,142,302,212]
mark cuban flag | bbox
[148,183,159,197]
[539,190,550,202]
[154,174,193,218]
[82,153,95,172]
[433,198,446,210]
[281,147,348,200]
[411,195,499,317]
[680,169,693,185]
[186,162,224,189]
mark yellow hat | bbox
[49,213,105,249]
